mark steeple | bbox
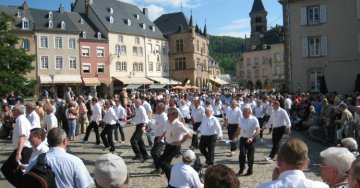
[189,10,194,27]
[249,0,267,33]
[203,19,208,36]
[250,0,266,13]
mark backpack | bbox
[21,153,57,188]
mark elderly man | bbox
[335,103,353,139]
[258,139,328,188]
[226,100,242,156]
[26,103,41,129]
[169,150,203,188]
[83,97,102,145]
[349,157,360,188]
[340,137,359,158]
[320,147,356,188]
[44,103,58,131]
[25,128,94,187]
[1,105,32,187]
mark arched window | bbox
[22,17,29,30]
[82,31,86,38]
[97,32,101,39]
[109,16,114,24]
[61,21,66,30]
[127,19,131,26]
[48,20,53,28]
[142,23,146,30]
[110,8,113,15]
[48,11,53,20]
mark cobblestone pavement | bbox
[0,124,327,188]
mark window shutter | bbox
[321,35,328,56]
[320,5,327,23]
[358,0,360,19]
[300,7,307,25]
[302,37,309,57]
[358,33,360,53]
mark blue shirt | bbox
[26,147,94,188]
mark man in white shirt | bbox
[114,99,127,143]
[233,107,260,176]
[226,100,242,155]
[258,139,328,188]
[265,101,291,161]
[1,104,32,187]
[169,150,203,188]
[83,97,102,145]
[44,103,58,131]
[198,107,222,166]
[191,99,205,149]
[101,101,118,153]
[142,96,154,147]
[21,128,49,170]
[284,94,292,115]
[150,103,168,174]
[26,103,41,129]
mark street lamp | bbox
[50,74,54,98]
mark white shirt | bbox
[45,113,58,131]
[266,107,291,128]
[265,102,273,116]
[191,106,205,123]
[133,105,149,124]
[103,107,117,125]
[165,119,189,144]
[154,112,168,137]
[12,114,32,149]
[179,105,191,119]
[198,116,222,137]
[28,141,49,165]
[169,162,204,188]
[239,115,260,138]
[284,98,292,110]
[226,107,242,124]
[91,103,102,122]
[115,104,126,119]
[143,100,152,117]
[27,110,41,128]
[212,103,222,116]
[253,106,265,118]
[257,170,328,188]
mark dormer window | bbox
[135,14,140,19]
[97,32,101,39]
[61,21,66,30]
[82,31,86,38]
[22,17,29,30]
[80,18,84,24]
[109,8,113,15]
[127,19,131,26]
[151,25,156,32]
[142,23,146,30]
[109,16,114,23]
[48,20,53,28]
[16,11,22,18]
[48,11,53,20]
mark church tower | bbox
[249,0,267,48]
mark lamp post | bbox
[50,74,54,98]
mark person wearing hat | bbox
[93,153,129,188]
[258,139,328,188]
[169,150,203,188]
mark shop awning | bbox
[113,77,153,84]
[149,84,167,89]
[209,77,230,85]
[82,77,100,86]
[38,75,52,84]
[98,77,110,86]
[125,84,142,89]
[38,75,82,84]
[147,77,182,85]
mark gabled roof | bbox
[250,0,266,13]
[154,12,190,36]
[0,5,34,31]
[67,13,107,40]
[88,0,164,39]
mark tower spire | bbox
[189,9,194,27]
[203,19,208,36]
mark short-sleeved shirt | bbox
[165,119,189,144]
[239,115,260,138]
[12,115,32,149]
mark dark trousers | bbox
[199,135,217,165]
[228,124,238,151]
[83,120,100,144]
[258,117,264,138]
[269,126,286,158]
[191,122,201,148]
[159,143,181,181]
[151,137,165,169]
[101,124,115,152]
[1,147,32,187]
[239,137,255,171]
[130,124,149,158]
[114,120,125,142]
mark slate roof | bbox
[0,5,34,31]
[261,26,284,45]
[250,0,266,13]
[67,13,107,40]
[88,0,164,39]
[154,12,190,36]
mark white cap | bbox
[94,153,128,188]
[182,150,196,163]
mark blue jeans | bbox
[68,119,76,136]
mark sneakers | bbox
[266,156,274,162]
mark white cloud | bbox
[143,0,202,8]
[214,18,251,38]
[146,4,166,21]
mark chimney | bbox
[59,4,64,13]
[143,8,148,17]
[22,1,28,10]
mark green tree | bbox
[0,13,36,97]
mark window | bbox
[40,56,49,69]
[302,36,327,57]
[162,46,167,55]
[239,71,244,78]
[83,64,90,73]
[55,56,63,69]
[142,23,146,30]
[148,62,153,71]
[135,14,140,19]
[254,57,259,65]
[147,43,153,53]
[275,65,282,75]
[308,37,320,57]
[110,8,113,14]
[255,69,260,78]
[61,21,66,29]
[156,63,161,71]
[55,37,62,49]
[135,37,140,44]
[118,35,123,43]
[22,39,30,51]
[138,63,143,72]
[155,45,160,54]
[309,70,322,91]
[68,38,76,49]
[247,70,251,78]
[22,17,29,30]
[239,62,244,69]
[48,11,53,20]
[246,58,251,66]
[132,46,143,56]
[127,19,132,26]
[16,11,22,18]
[97,64,105,73]
[121,62,127,71]
[82,47,90,56]
[196,40,199,51]
[97,32,101,39]
[133,62,143,72]
[115,45,127,55]
[69,57,76,69]
[175,57,186,70]
[301,5,326,25]
[116,61,127,71]
[307,7,319,25]
[80,18,84,24]
[163,63,168,72]
[96,48,104,57]
[176,39,184,52]
[109,16,114,23]
[82,31,86,38]
[48,20,53,29]
[274,52,281,63]
[40,36,48,48]
[255,17,262,23]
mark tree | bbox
[0,13,36,97]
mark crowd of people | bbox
[0,88,359,187]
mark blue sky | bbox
[0,0,283,38]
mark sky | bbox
[0,0,283,38]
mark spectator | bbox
[44,103,58,131]
[93,153,129,188]
[26,103,41,129]
[320,147,356,188]
[348,157,360,188]
[204,164,240,188]
[340,137,359,158]
[169,150,203,188]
